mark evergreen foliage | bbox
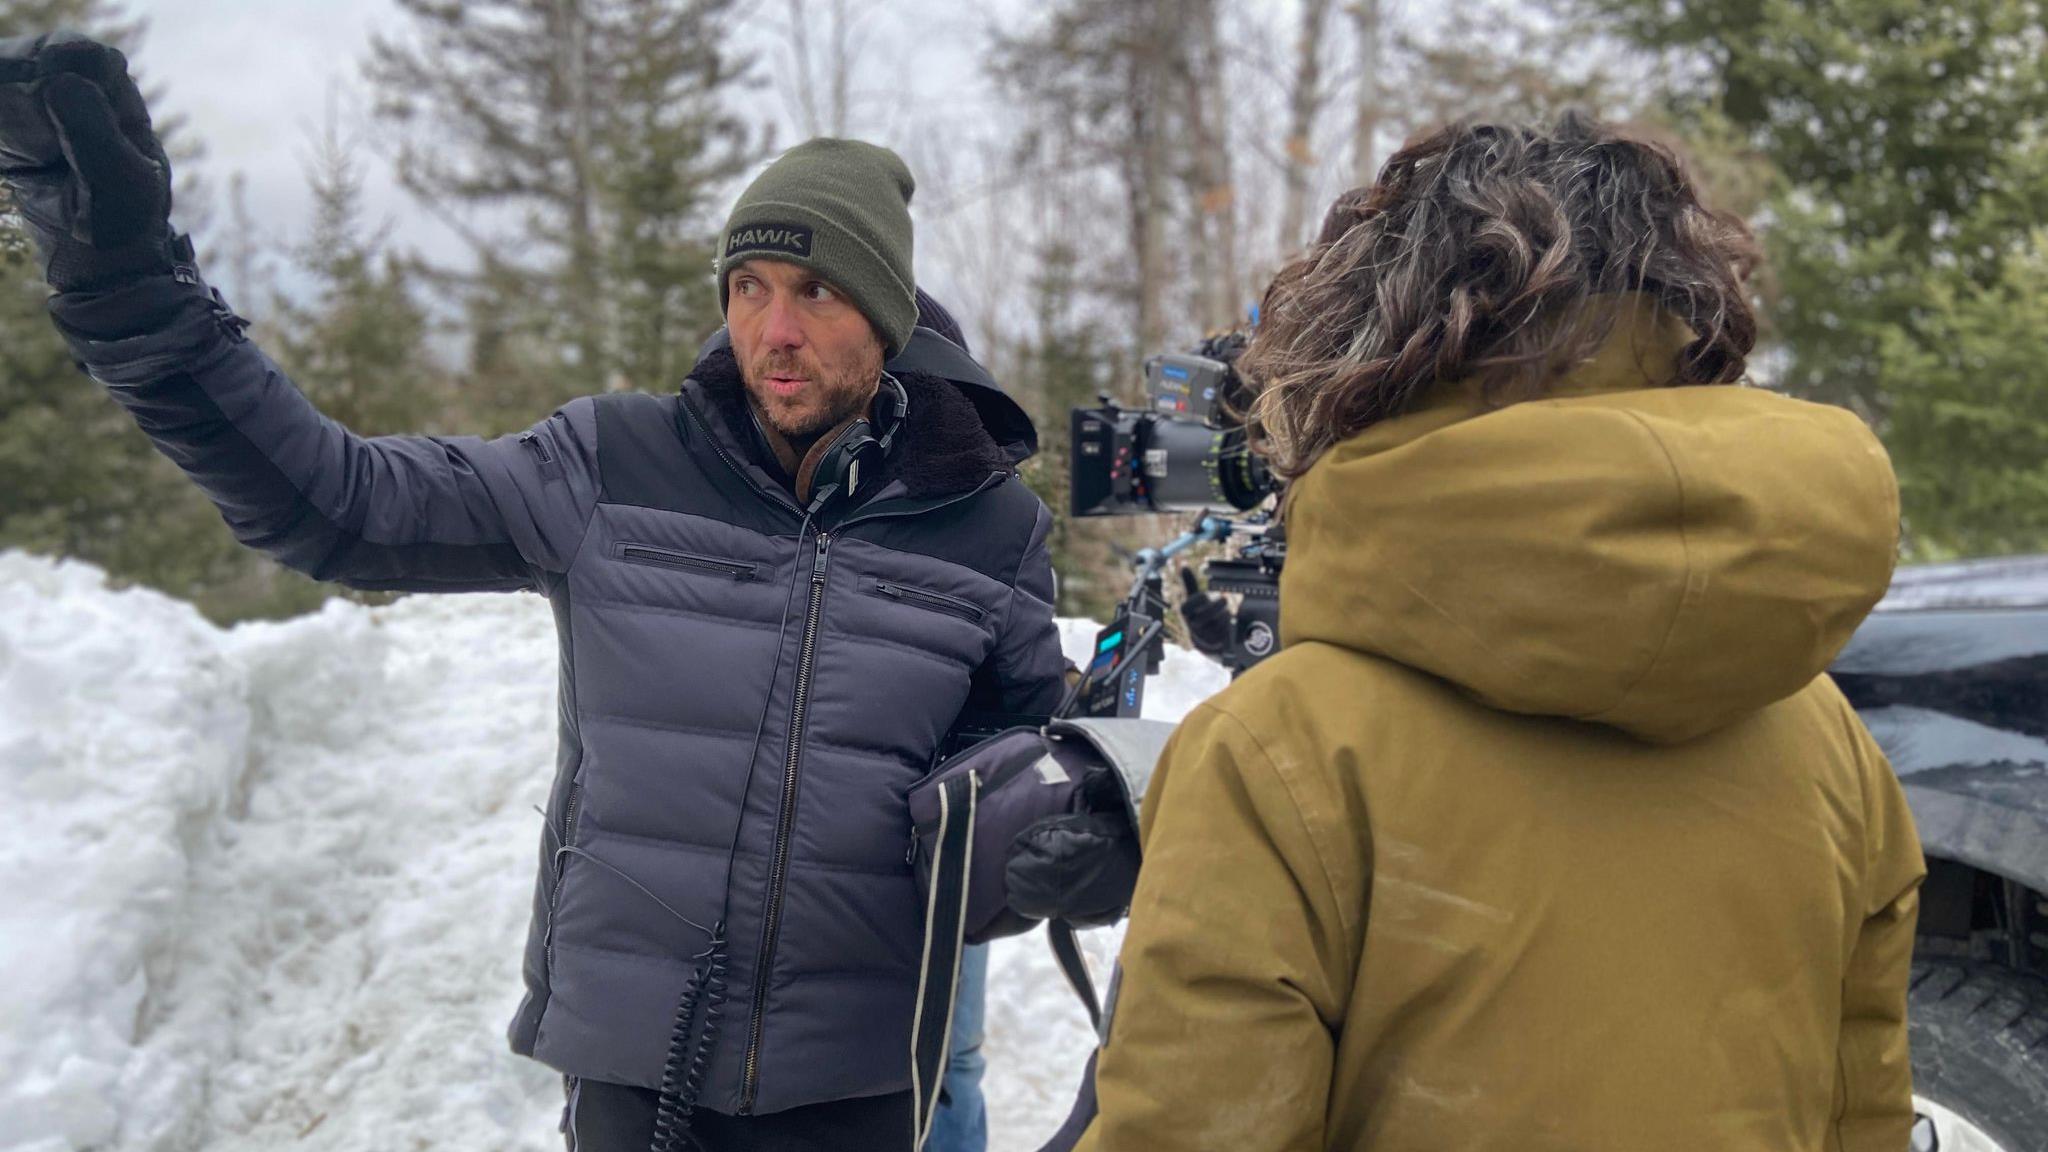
[0,0,299,620]
[9,0,2044,623]
[365,0,759,407]
[1009,238,1125,621]
[260,116,446,438]
[1568,0,2048,556]
[1,0,763,619]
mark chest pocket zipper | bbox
[870,580,988,623]
[615,542,759,581]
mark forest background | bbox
[3,0,2044,624]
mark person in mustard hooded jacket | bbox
[1077,114,1923,1152]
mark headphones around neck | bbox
[802,372,909,514]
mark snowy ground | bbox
[0,553,1228,1152]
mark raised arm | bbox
[2,32,599,594]
[54,278,601,593]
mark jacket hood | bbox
[1278,303,1901,744]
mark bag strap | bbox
[910,772,976,1150]
[1034,1048,1101,1152]
[1033,951,1124,1152]
[1046,918,1101,1033]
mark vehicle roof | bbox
[1876,553,2048,611]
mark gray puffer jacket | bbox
[52,277,1068,1116]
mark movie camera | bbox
[1063,334,1288,718]
[1067,333,1273,518]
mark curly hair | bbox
[1238,112,1761,481]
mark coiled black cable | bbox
[651,921,729,1152]
[648,511,818,1151]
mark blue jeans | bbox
[925,943,989,1152]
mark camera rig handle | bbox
[1124,515,1233,601]
[1061,515,1238,720]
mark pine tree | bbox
[600,0,755,396]
[365,0,757,409]
[262,111,445,437]
[1565,0,2048,555]
[1011,237,1123,621]
[1872,143,2048,556]
[0,0,290,619]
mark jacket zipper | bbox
[673,385,1009,1107]
[520,430,556,465]
[615,542,757,581]
[871,580,987,623]
[543,782,582,969]
[742,530,830,1112]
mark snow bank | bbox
[0,556,248,1152]
[0,554,1227,1151]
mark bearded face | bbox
[741,332,885,441]
[726,259,885,444]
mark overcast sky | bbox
[127,1,432,271]
[118,0,1011,299]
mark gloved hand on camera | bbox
[1178,564,1233,658]
[0,31,180,293]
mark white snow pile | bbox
[0,552,1228,1152]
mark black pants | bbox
[563,1077,915,1152]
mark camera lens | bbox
[1143,421,1272,512]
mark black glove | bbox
[0,31,180,292]
[1178,564,1233,657]
[1003,762,1141,929]
[1005,812,1140,928]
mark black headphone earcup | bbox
[802,418,879,511]
[842,438,883,498]
[802,378,906,513]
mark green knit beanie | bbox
[717,139,917,357]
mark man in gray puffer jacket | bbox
[0,34,1066,1152]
